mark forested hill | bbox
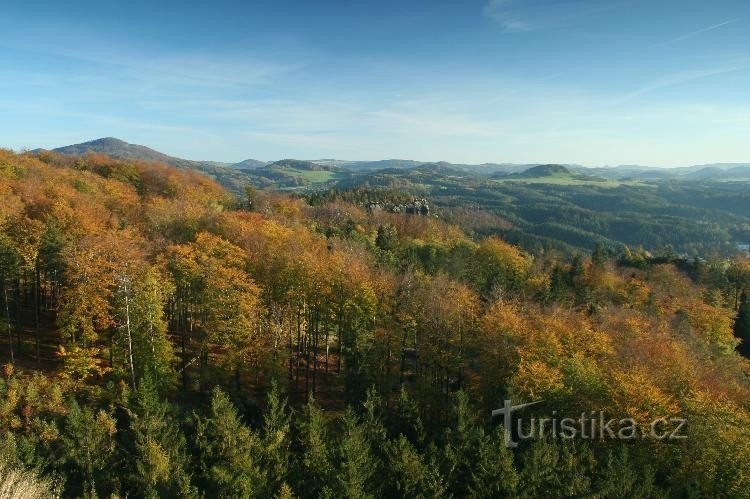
[44,137,266,193]
[37,138,750,258]
[2,149,750,496]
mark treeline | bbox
[1,149,750,497]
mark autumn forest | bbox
[1,149,750,497]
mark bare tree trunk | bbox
[34,261,40,365]
[288,317,294,380]
[325,337,330,374]
[14,279,21,350]
[4,286,13,364]
[122,277,136,389]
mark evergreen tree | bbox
[129,267,176,390]
[548,263,569,303]
[59,400,118,498]
[592,447,659,498]
[389,387,425,447]
[336,408,377,499]
[261,380,292,496]
[125,378,195,498]
[0,235,19,363]
[384,435,446,498]
[436,393,520,498]
[294,397,333,498]
[375,224,397,252]
[467,426,518,498]
[517,439,594,497]
[195,387,266,497]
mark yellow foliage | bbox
[511,360,565,400]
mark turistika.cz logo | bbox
[491,399,687,448]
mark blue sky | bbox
[1,0,749,166]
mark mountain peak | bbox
[87,137,128,147]
[520,164,571,177]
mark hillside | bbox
[336,163,750,255]
[493,164,612,185]
[51,137,230,170]
[519,164,571,177]
[30,139,750,255]
[231,158,268,169]
[47,137,262,193]
[239,159,349,189]
[2,148,750,497]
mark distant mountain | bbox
[683,165,750,181]
[519,164,571,177]
[231,158,268,169]
[574,163,750,181]
[270,159,344,172]
[37,137,750,192]
[310,159,541,175]
[51,137,224,170]
[45,137,265,193]
[345,159,426,171]
[48,137,268,174]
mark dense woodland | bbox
[1,149,750,497]
[334,167,750,256]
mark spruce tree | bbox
[195,387,266,497]
[262,381,292,496]
[126,377,195,498]
[337,408,377,499]
[384,435,447,498]
[294,397,333,498]
[60,400,118,498]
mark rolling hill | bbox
[44,137,263,192]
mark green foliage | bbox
[195,387,266,497]
[261,381,292,496]
[294,397,333,498]
[375,223,398,251]
[125,378,195,498]
[336,408,378,498]
[384,435,447,498]
[59,400,117,497]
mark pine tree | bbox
[518,439,594,497]
[440,391,477,497]
[467,425,518,497]
[592,447,658,498]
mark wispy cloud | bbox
[482,0,620,33]
[658,17,741,46]
[483,0,534,32]
[619,61,750,102]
